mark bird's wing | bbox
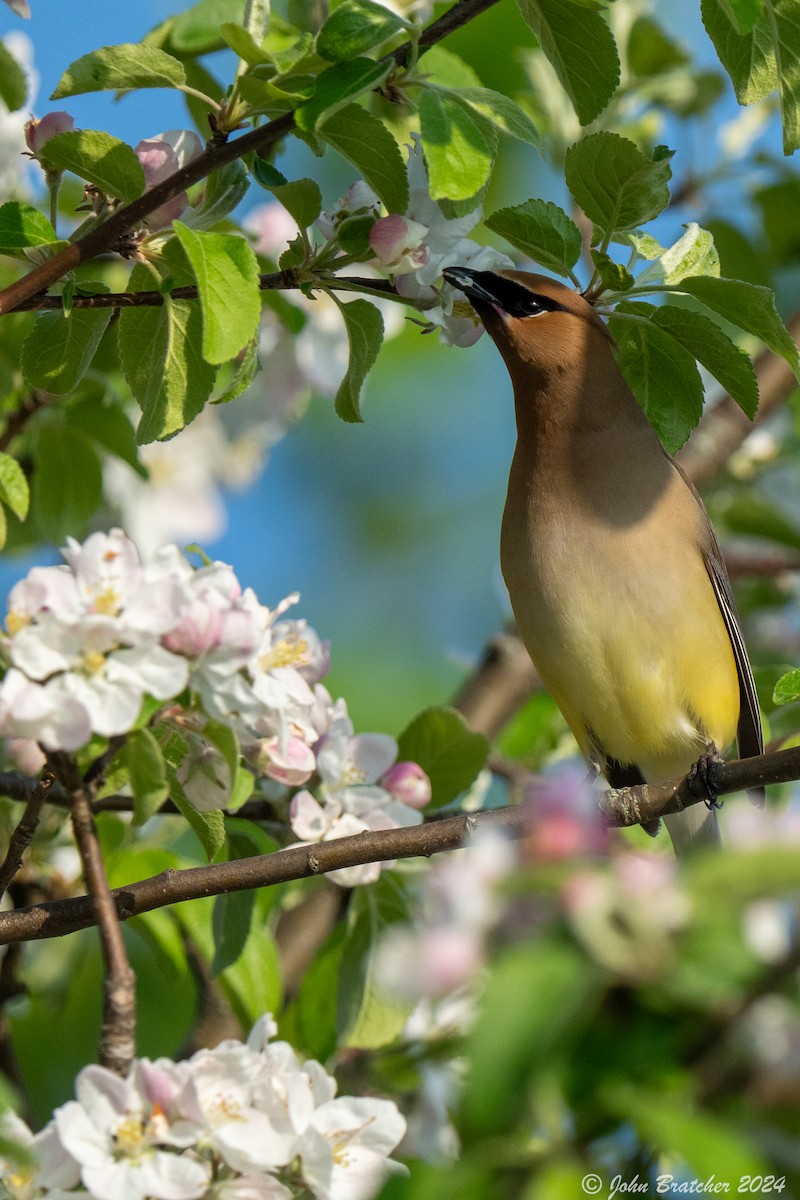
[703,546,764,766]
[672,459,765,806]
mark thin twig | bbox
[8,273,404,312]
[3,744,800,948]
[0,774,52,900]
[54,755,136,1076]
[0,0,502,317]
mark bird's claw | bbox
[688,744,724,810]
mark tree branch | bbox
[7,273,405,312]
[0,773,52,901]
[0,0,502,317]
[2,746,799,949]
[53,755,136,1076]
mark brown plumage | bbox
[443,266,764,854]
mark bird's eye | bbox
[519,297,545,317]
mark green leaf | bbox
[252,163,322,229]
[449,86,542,148]
[211,890,255,975]
[486,200,582,278]
[420,45,482,90]
[296,57,392,131]
[0,40,27,111]
[763,0,800,152]
[281,925,346,1061]
[774,667,800,704]
[635,222,720,287]
[701,0,777,104]
[220,921,282,1026]
[720,489,800,551]
[461,940,598,1138]
[173,222,261,365]
[319,104,409,213]
[590,248,634,292]
[720,0,764,34]
[396,706,489,809]
[418,88,496,202]
[185,160,250,231]
[201,720,242,797]
[621,229,667,260]
[608,303,705,453]
[219,22,272,65]
[51,43,186,98]
[40,130,145,202]
[170,0,247,54]
[627,15,689,76]
[66,395,147,478]
[651,304,759,418]
[214,337,261,405]
[336,214,375,259]
[0,453,29,522]
[317,0,405,61]
[169,770,226,860]
[564,131,672,234]
[337,875,414,1049]
[127,728,170,826]
[21,307,112,394]
[516,0,620,125]
[31,422,103,543]
[0,202,57,257]
[118,241,217,443]
[679,275,800,379]
[331,296,384,423]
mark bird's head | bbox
[442,267,613,381]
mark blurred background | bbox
[4,0,796,747]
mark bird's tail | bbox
[663,804,721,857]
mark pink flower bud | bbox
[24,111,74,156]
[134,130,203,230]
[260,734,316,786]
[162,600,223,658]
[3,1,31,17]
[6,736,46,776]
[369,214,429,275]
[381,760,432,809]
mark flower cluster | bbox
[289,695,430,886]
[320,135,514,346]
[0,1014,407,1200]
[0,530,430,883]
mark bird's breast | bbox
[500,454,740,777]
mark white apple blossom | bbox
[296,1096,408,1200]
[9,1015,406,1200]
[54,1064,210,1200]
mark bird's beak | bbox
[442,266,502,310]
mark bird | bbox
[442,266,764,855]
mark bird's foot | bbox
[688,743,724,810]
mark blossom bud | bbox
[369,214,429,274]
[162,600,223,658]
[381,760,431,809]
[258,734,316,786]
[24,111,74,156]
[134,130,203,230]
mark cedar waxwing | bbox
[443,266,764,855]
